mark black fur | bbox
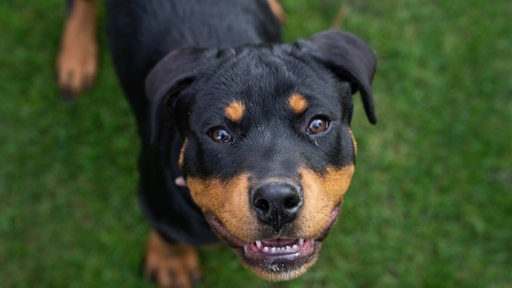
[106,0,281,245]
[106,0,376,246]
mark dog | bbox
[56,0,377,287]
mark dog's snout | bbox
[250,182,303,232]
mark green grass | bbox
[1,0,511,287]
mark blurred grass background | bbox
[1,0,511,287]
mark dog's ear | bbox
[297,29,377,124]
[146,48,219,143]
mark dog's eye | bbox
[307,117,330,135]
[208,127,233,143]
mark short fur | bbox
[62,0,377,286]
[106,0,283,247]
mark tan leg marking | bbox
[56,0,98,98]
[144,230,201,288]
[267,0,286,23]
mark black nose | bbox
[250,182,303,232]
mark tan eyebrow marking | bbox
[225,100,245,123]
[288,93,308,114]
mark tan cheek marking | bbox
[178,138,188,170]
[349,128,358,155]
[186,174,256,242]
[225,101,245,123]
[288,93,308,114]
[297,165,355,238]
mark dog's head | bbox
[146,30,376,280]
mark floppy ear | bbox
[146,48,219,143]
[296,29,377,124]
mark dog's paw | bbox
[56,0,98,99]
[144,231,201,288]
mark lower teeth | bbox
[256,240,305,254]
[262,246,298,254]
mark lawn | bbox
[1,0,511,287]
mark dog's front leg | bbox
[144,230,201,288]
[56,0,98,99]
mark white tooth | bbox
[271,247,277,254]
[256,241,262,249]
[292,244,299,250]
[263,247,270,253]
[285,246,291,252]
[299,239,304,246]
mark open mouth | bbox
[205,207,340,280]
[244,238,312,260]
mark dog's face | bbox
[147,30,376,280]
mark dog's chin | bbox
[205,207,340,281]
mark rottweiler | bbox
[56,0,377,287]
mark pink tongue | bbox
[261,239,298,247]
